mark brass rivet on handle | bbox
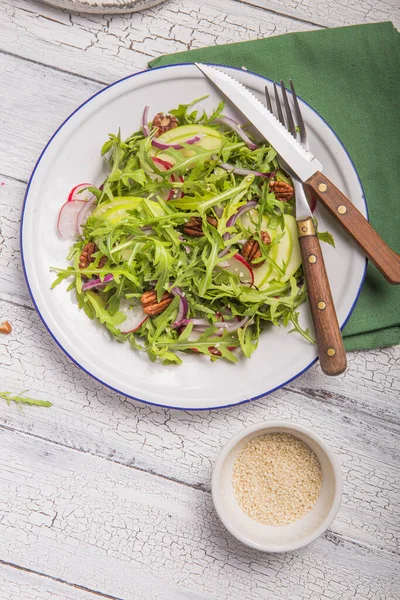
[327,348,336,357]
[308,254,317,264]
[318,301,326,310]
[302,226,308,232]
[318,183,327,192]
[337,205,347,214]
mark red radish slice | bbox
[151,156,173,171]
[57,200,86,239]
[167,174,184,201]
[115,300,148,334]
[218,254,254,285]
[68,183,93,202]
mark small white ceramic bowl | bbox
[212,420,342,553]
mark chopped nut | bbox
[79,242,107,271]
[241,238,262,265]
[260,230,271,245]
[241,231,270,268]
[140,290,174,316]
[152,113,179,137]
[269,180,294,201]
[183,216,218,237]
[0,321,12,335]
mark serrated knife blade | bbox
[195,63,322,182]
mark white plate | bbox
[21,64,367,410]
[42,0,166,14]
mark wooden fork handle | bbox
[306,172,400,284]
[298,217,347,376]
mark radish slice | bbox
[166,174,184,201]
[57,200,86,239]
[68,183,93,202]
[151,156,173,171]
[115,299,148,334]
[218,254,254,285]
[77,194,97,235]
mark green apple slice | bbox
[158,124,223,152]
[281,214,302,280]
[93,196,163,224]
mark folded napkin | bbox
[149,22,400,351]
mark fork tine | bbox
[264,85,273,113]
[280,80,296,137]
[273,82,285,126]
[289,80,308,150]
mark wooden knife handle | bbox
[306,172,400,284]
[298,217,347,376]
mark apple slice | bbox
[281,214,302,280]
[218,254,254,285]
[240,208,269,233]
[115,300,148,334]
[253,260,273,290]
[158,124,223,153]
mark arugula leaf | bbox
[1,391,52,407]
[317,230,335,247]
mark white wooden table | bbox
[1,1,399,598]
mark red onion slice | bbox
[171,286,188,326]
[142,105,150,137]
[226,200,258,229]
[214,205,223,218]
[152,136,201,151]
[214,116,257,150]
[82,274,114,291]
[219,200,259,255]
[220,163,276,178]
[213,316,250,332]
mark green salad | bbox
[52,97,333,364]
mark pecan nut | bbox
[260,230,271,245]
[183,216,218,237]
[240,231,271,268]
[152,113,179,137]
[269,180,294,201]
[0,320,12,334]
[79,242,107,270]
[140,290,174,316]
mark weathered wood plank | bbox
[0,53,101,183]
[1,427,398,600]
[1,293,399,554]
[235,0,400,29]
[0,0,316,85]
[0,562,123,600]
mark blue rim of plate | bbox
[20,63,368,411]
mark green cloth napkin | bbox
[149,22,400,351]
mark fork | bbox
[265,81,347,376]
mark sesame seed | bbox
[232,433,322,526]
